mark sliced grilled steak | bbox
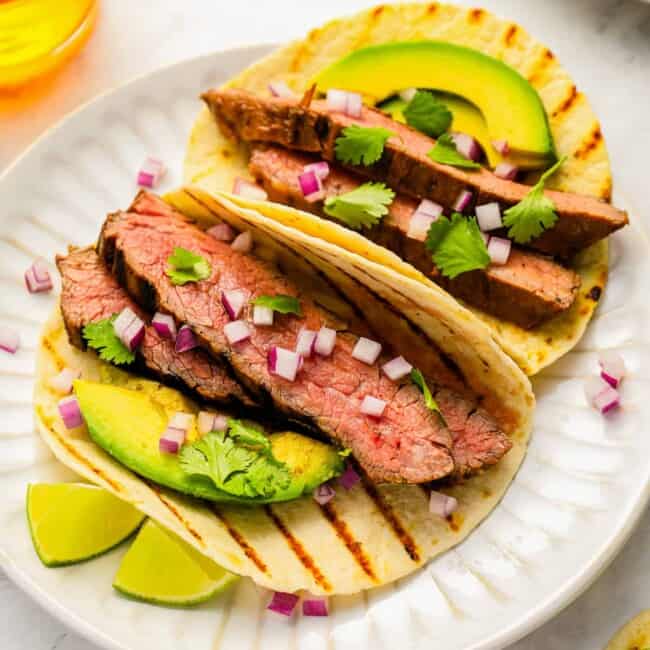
[56,246,254,408]
[250,146,581,329]
[203,88,627,259]
[98,192,511,483]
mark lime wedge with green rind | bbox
[113,519,238,607]
[27,483,145,567]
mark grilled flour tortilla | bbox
[35,188,533,594]
[183,2,615,375]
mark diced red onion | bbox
[253,304,274,326]
[25,258,53,293]
[476,202,502,232]
[137,157,166,189]
[113,307,144,351]
[599,351,626,388]
[487,237,511,265]
[303,596,329,617]
[360,395,387,418]
[298,169,325,203]
[593,385,620,414]
[267,591,299,617]
[175,325,198,353]
[313,482,335,505]
[491,139,510,156]
[451,133,482,162]
[584,376,620,414]
[231,230,253,254]
[159,427,185,454]
[326,89,362,118]
[213,414,229,432]
[399,88,417,102]
[296,328,316,358]
[351,337,382,365]
[58,395,83,429]
[168,412,193,430]
[221,289,248,321]
[407,199,443,241]
[268,346,301,381]
[304,161,330,180]
[152,312,176,340]
[232,177,268,201]
[429,490,458,517]
[339,463,360,490]
[382,356,413,381]
[198,411,216,435]
[224,320,251,345]
[0,328,20,354]
[346,92,362,118]
[314,327,336,357]
[494,162,519,181]
[268,81,294,98]
[453,190,473,213]
[49,367,80,394]
[207,222,237,242]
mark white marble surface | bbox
[1,0,649,648]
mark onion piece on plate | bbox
[232,177,268,201]
[151,312,176,340]
[491,139,510,155]
[113,307,145,351]
[25,258,53,293]
[360,395,387,418]
[339,463,360,490]
[221,289,248,321]
[224,320,251,345]
[314,327,336,357]
[476,202,502,231]
[137,157,166,188]
[304,161,330,180]
[267,591,299,617]
[494,162,518,180]
[0,328,20,354]
[268,346,301,381]
[451,133,482,162]
[453,189,473,213]
[584,376,620,414]
[407,199,443,240]
[298,170,325,203]
[599,351,626,388]
[253,304,274,326]
[207,222,236,242]
[231,230,253,254]
[326,89,363,118]
[295,328,316,358]
[268,81,294,98]
[49,367,80,394]
[303,595,329,617]
[487,236,511,265]
[159,427,185,454]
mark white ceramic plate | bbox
[1,45,649,650]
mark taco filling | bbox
[200,85,627,329]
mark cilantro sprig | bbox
[410,368,440,414]
[180,419,291,499]
[166,247,211,285]
[251,294,302,316]
[403,90,452,138]
[334,125,394,166]
[502,155,567,244]
[428,133,481,169]
[425,213,490,279]
[83,315,135,365]
[324,182,395,230]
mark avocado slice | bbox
[379,93,503,168]
[314,41,556,169]
[74,380,344,505]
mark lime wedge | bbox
[27,483,145,567]
[113,519,238,607]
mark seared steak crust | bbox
[203,89,627,259]
[249,146,581,329]
[96,192,512,483]
[56,246,254,407]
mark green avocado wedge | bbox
[314,41,556,169]
[74,380,344,505]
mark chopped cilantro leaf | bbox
[179,419,291,499]
[410,369,440,414]
[324,182,395,230]
[334,125,394,166]
[403,90,452,138]
[166,247,211,285]
[83,315,135,365]
[502,155,567,244]
[251,294,302,316]
[428,133,481,169]
[425,212,490,279]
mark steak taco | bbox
[35,187,533,595]
[185,2,628,374]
